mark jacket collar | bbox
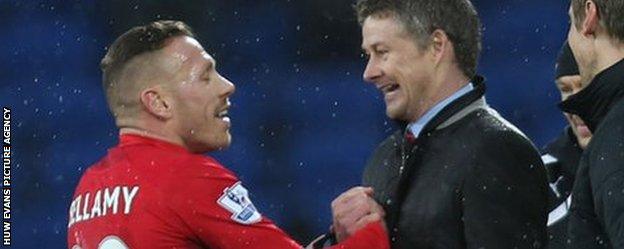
[406,83,474,137]
[397,75,487,135]
[558,59,624,132]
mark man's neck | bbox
[594,37,624,78]
[409,72,470,123]
[119,127,185,149]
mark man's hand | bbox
[331,186,386,242]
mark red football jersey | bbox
[67,134,388,249]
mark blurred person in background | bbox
[542,41,591,249]
[329,0,548,248]
[559,0,624,247]
[66,20,388,249]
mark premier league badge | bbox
[217,182,262,224]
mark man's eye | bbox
[376,47,390,53]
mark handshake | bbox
[307,186,387,248]
[332,186,386,242]
[306,186,389,249]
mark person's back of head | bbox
[100,20,195,127]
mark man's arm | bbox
[172,171,302,248]
[462,131,548,248]
[173,162,388,249]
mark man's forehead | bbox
[361,18,384,48]
[361,16,404,49]
[183,36,203,49]
[164,36,214,66]
[185,37,214,63]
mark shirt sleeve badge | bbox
[217,181,262,224]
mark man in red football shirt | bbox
[67,20,388,249]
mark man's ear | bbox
[140,85,173,120]
[429,29,451,66]
[580,0,599,36]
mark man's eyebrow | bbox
[362,42,381,52]
[198,60,214,79]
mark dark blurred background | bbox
[1,0,570,247]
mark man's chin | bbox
[385,106,406,120]
[217,134,233,150]
[209,139,231,151]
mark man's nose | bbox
[219,75,236,96]
[363,59,382,82]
